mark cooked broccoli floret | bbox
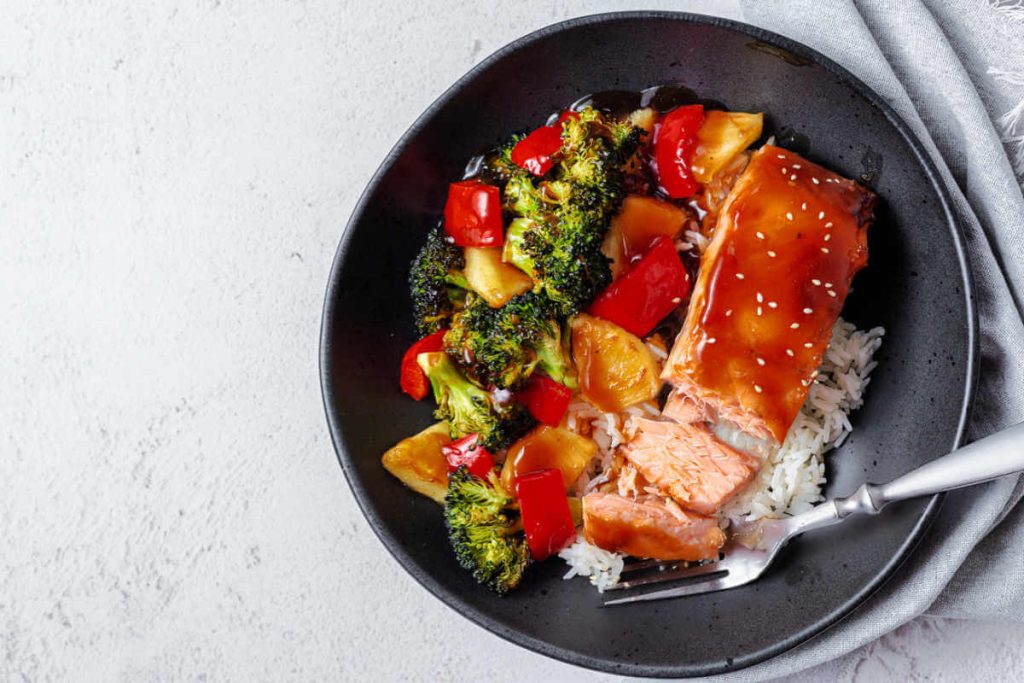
[409,227,468,336]
[499,107,644,316]
[478,138,521,187]
[443,291,558,390]
[445,466,530,595]
[534,318,577,389]
[417,351,534,449]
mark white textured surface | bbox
[3,1,1024,680]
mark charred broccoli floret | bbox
[500,107,644,316]
[443,291,557,390]
[478,138,521,187]
[417,351,534,449]
[409,227,468,336]
[445,466,530,595]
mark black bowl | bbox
[320,12,975,678]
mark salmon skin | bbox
[583,492,725,562]
[621,417,760,515]
[662,145,875,444]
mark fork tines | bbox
[607,558,726,592]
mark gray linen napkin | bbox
[705,0,1024,680]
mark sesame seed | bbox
[756,231,765,240]
[825,221,833,228]
[790,322,800,329]
[786,212,794,220]
[790,174,797,181]
[781,167,789,174]
[756,292,764,302]
[824,282,833,288]
[777,154,786,159]
[757,306,763,316]
[818,211,825,219]
[812,278,822,286]
[812,177,820,185]
[725,309,733,317]
[827,290,837,298]
[785,349,795,357]
[801,379,811,387]
[801,202,807,210]
[803,307,813,314]
[821,247,830,254]
[768,301,778,309]
[672,296,682,304]
[792,164,801,169]
[811,370,819,378]
[736,273,745,280]
[824,234,832,241]
[767,250,777,257]
[754,384,763,394]
[756,357,766,366]
[804,342,814,348]
[706,337,717,344]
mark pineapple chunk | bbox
[609,195,688,261]
[381,422,452,503]
[464,246,533,307]
[570,314,661,413]
[691,111,763,184]
[499,425,598,494]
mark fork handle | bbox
[835,421,1024,517]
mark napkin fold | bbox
[712,0,1024,679]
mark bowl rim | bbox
[319,10,978,678]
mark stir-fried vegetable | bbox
[515,374,572,426]
[691,110,763,184]
[570,313,661,413]
[501,108,645,316]
[418,352,534,450]
[589,236,692,337]
[445,466,531,594]
[409,227,468,336]
[444,179,504,247]
[441,433,496,480]
[516,468,577,561]
[463,246,533,308]
[499,425,598,494]
[653,104,705,198]
[400,329,448,400]
[381,422,453,503]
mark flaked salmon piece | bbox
[661,391,710,424]
[622,417,759,515]
[583,492,725,561]
[662,145,874,444]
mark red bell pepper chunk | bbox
[441,433,496,479]
[444,179,503,247]
[516,468,577,561]
[653,104,705,198]
[516,374,572,427]
[399,329,448,400]
[511,124,564,176]
[588,237,691,337]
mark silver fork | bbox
[604,421,1024,606]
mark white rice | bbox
[560,317,883,584]
[558,537,625,592]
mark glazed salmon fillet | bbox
[621,417,759,515]
[662,145,875,443]
[583,492,725,561]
